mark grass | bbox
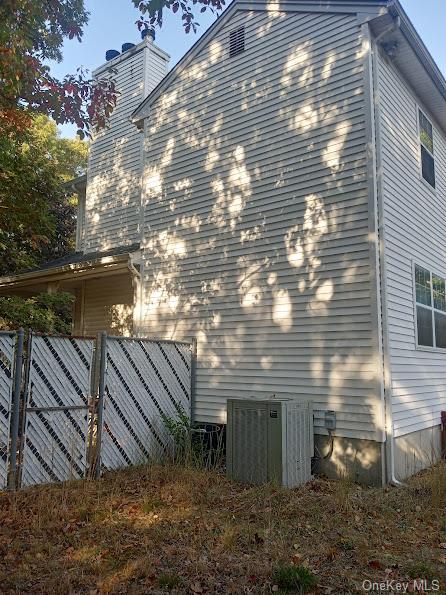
[0,463,445,593]
[157,572,184,590]
[272,564,317,593]
[406,561,434,581]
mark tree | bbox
[0,1,104,275]
[0,0,224,277]
[1,0,226,142]
[0,0,117,138]
[0,114,88,275]
[0,292,75,333]
[30,114,88,182]
[134,0,226,34]
[32,115,89,264]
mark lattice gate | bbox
[20,335,95,487]
[0,331,193,491]
[98,336,192,472]
[0,331,17,489]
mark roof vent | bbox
[105,49,120,61]
[229,26,245,58]
[122,42,136,52]
[141,27,156,42]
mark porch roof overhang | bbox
[0,244,140,292]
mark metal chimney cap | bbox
[141,27,155,42]
[122,42,136,53]
[105,49,120,61]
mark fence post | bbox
[8,328,24,490]
[190,337,197,424]
[94,331,107,479]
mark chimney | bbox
[85,33,170,254]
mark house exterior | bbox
[0,35,169,337]
[2,0,446,485]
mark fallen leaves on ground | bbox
[0,463,445,593]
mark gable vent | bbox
[229,26,245,58]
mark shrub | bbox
[160,401,224,469]
[0,292,74,333]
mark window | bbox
[418,109,436,189]
[414,264,446,349]
[229,26,245,58]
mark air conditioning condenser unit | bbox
[226,397,314,488]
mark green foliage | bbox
[407,561,434,580]
[29,115,88,182]
[160,401,193,463]
[135,0,225,34]
[161,401,225,469]
[0,292,74,333]
[0,0,116,137]
[1,0,225,140]
[161,400,191,445]
[0,114,88,275]
[141,498,164,514]
[272,564,317,594]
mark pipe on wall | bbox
[441,411,446,459]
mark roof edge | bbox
[131,0,388,123]
[132,0,446,125]
[0,252,134,288]
[389,0,446,102]
[132,2,239,123]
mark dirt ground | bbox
[1,463,446,594]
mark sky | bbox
[52,0,446,138]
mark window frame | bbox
[413,261,446,353]
[417,106,436,192]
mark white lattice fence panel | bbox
[101,338,191,471]
[0,332,16,489]
[21,336,94,487]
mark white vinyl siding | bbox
[376,50,446,438]
[84,45,168,253]
[82,274,134,336]
[145,50,168,96]
[140,10,382,440]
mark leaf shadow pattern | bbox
[137,7,383,478]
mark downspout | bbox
[128,254,142,336]
[127,257,141,280]
[370,19,405,488]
